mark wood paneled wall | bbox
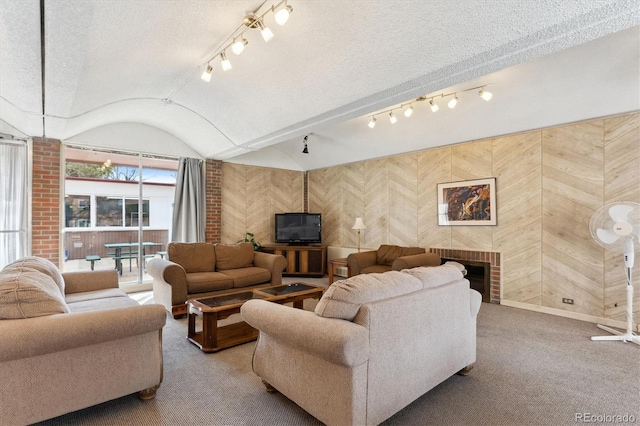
[221,163,303,245]
[306,112,639,322]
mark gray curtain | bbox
[171,157,206,242]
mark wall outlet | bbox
[562,298,574,305]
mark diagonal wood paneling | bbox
[342,162,365,248]
[604,113,640,322]
[451,140,493,250]
[323,166,343,247]
[388,153,418,246]
[542,121,604,316]
[364,158,389,249]
[493,132,542,304]
[221,163,247,243]
[308,169,325,214]
[418,147,451,248]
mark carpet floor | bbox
[36,287,639,426]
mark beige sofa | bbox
[347,244,440,275]
[147,242,287,317]
[241,264,481,426]
[0,256,166,425]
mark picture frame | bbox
[437,178,497,226]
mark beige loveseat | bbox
[147,242,287,318]
[0,256,166,425]
[242,263,481,426]
[347,244,441,275]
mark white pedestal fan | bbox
[589,201,640,345]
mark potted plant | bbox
[238,232,261,251]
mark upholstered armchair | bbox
[347,244,440,276]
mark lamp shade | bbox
[352,217,366,230]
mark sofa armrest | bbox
[253,251,287,283]
[241,299,369,367]
[392,252,441,271]
[347,250,378,276]
[147,258,188,304]
[470,289,482,317]
[63,270,119,294]
[0,304,166,362]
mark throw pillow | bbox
[2,256,66,294]
[0,270,70,319]
[315,270,422,321]
[215,242,254,270]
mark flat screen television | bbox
[275,213,322,245]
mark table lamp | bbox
[352,217,366,252]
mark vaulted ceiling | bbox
[1,1,638,171]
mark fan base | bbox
[591,324,640,345]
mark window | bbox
[125,199,149,227]
[65,195,91,227]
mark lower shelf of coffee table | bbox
[188,321,259,353]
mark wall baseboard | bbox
[500,299,638,333]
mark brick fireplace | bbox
[429,248,500,304]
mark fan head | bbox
[589,202,640,253]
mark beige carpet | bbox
[36,284,639,425]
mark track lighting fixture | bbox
[404,105,414,117]
[365,83,493,128]
[302,135,309,154]
[448,95,458,109]
[220,52,232,71]
[274,2,293,25]
[201,64,213,82]
[199,1,293,83]
[479,88,493,101]
[231,37,248,55]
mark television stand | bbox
[261,244,326,277]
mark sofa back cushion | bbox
[375,245,424,266]
[0,270,70,319]
[401,263,464,289]
[315,271,422,321]
[215,242,254,270]
[168,242,215,273]
[2,256,66,294]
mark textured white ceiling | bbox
[0,1,638,170]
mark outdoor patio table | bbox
[104,242,162,275]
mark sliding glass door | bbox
[63,146,177,290]
[0,137,30,268]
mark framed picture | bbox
[437,178,496,226]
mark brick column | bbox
[32,138,61,266]
[205,159,222,243]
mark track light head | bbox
[201,64,213,82]
[220,51,232,71]
[404,105,414,118]
[231,37,248,55]
[479,88,493,101]
[448,95,458,109]
[302,135,309,154]
[429,99,439,112]
[368,117,377,128]
[389,111,397,124]
[274,3,293,25]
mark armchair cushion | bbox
[215,242,254,270]
[0,270,69,319]
[376,245,424,266]
[315,271,422,321]
[168,242,215,273]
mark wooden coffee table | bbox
[186,283,324,352]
